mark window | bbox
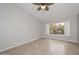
[46,21,70,36]
[49,23,64,35]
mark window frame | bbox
[46,21,70,36]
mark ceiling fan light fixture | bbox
[41,5,46,10]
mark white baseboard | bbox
[57,39,77,43]
[45,38,77,43]
[0,36,41,53]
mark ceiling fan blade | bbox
[33,3,42,5]
[45,6,49,11]
[33,3,54,6]
[37,7,41,11]
[44,3,54,6]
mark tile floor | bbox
[0,39,79,55]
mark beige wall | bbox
[0,4,43,51]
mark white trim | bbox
[0,36,41,52]
[51,38,77,43]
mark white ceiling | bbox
[18,3,79,22]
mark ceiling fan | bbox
[33,3,54,11]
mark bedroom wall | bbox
[0,4,43,52]
[77,13,79,43]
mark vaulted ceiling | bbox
[18,3,79,23]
